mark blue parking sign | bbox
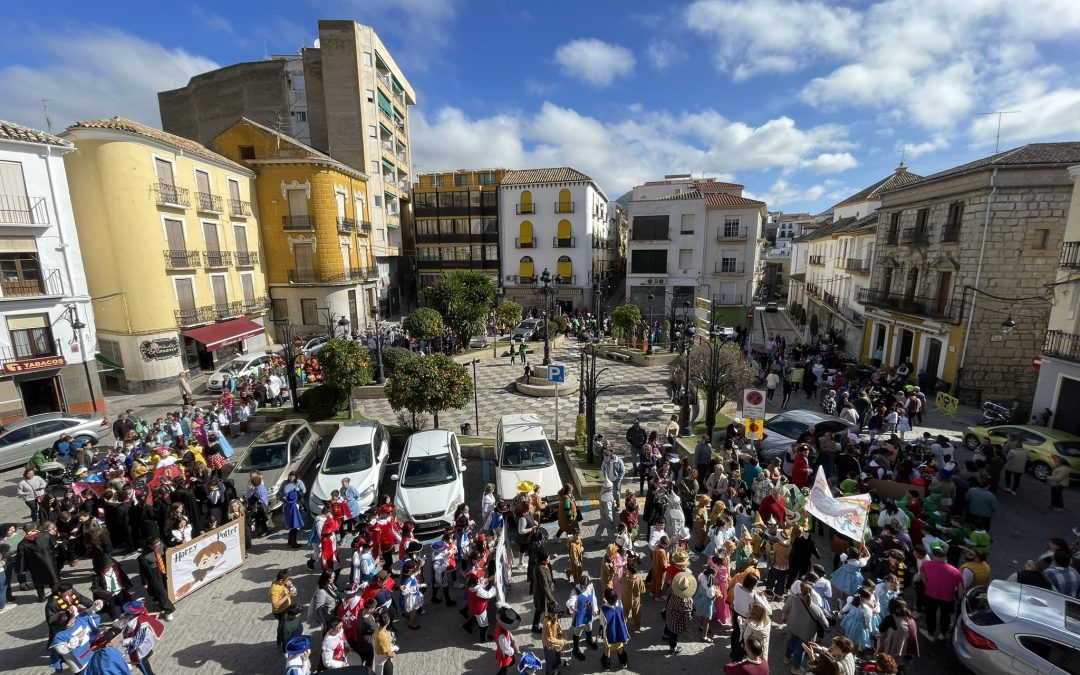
[547,364,565,383]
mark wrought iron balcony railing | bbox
[195,192,223,213]
[1044,330,1080,364]
[229,199,252,217]
[0,194,49,225]
[235,251,259,266]
[282,215,316,230]
[163,249,201,269]
[844,258,870,273]
[203,250,232,268]
[1060,241,1080,269]
[900,228,931,245]
[858,288,955,321]
[152,182,190,207]
[553,236,576,248]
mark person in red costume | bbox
[791,445,812,489]
[757,487,787,526]
[368,504,401,569]
[320,516,342,585]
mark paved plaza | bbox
[0,321,1077,674]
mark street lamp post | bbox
[336,316,350,339]
[63,305,97,412]
[646,294,655,355]
[592,275,607,341]
[581,338,611,465]
[470,359,480,436]
[679,301,692,434]
[372,309,386,385]
[274,320,301,412]
[535,268,561,366]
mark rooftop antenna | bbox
[263,39,269,61]
[980,110,1021,154]
[41,99,53,134]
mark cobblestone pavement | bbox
[0,354,1077,674]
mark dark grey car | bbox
[0,412,112,470]
[226,419,322,511]
[756,409,857,462]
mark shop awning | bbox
[95,353,123,372]
[181,318,264,351]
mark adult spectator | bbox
[1044,550,1080,598]
[1049,456,1070,511]
[625,420,647,476]
[601,447,625,510]
[919,547,963,641]
[723,636,769,675]
[16,469,46,522]
[694,435,714,492]
[1014,559,1052,590]
[964,480,997,530]
[782,581,830,671]
[791,445,812,489]
[1001,437,1027,495]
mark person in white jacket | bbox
[321,618,350,669]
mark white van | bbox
[494,414,561,510]
[392,429,466,535]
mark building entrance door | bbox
[1054,377,1080,435]
[19,375,64,415]
[897,329,914,366]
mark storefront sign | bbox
[2,355,67,374]
[140,337,181,361]
[166,519,246,602]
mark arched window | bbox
[557,188,573,213]
[557,255,573,281]
[519,256,535,280]
[555,219,573,247]
[518,221,534,247]
[518,190,534,215]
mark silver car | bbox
[756,409,857,462]
[0,412,112,470]
[953,580,1080,674]
[226,420,322,511]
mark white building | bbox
[1032,164,1080,434]
[0,120,101,420]
[499,168,610,314]
[626,175,765,328]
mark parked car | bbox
[207,353,273,392]
[309,421,390,515]
[756,409,857,462]
[512,319,544,341]
[392,430,466,535]
[0,412,111,470]
[963,424,1080,482]
[226,420,322,511]
[713,325,737,340]
[953,580,1080,675]
[494,414,561,512]
[765,302,779,313]
[302,335,330,356]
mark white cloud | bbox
[333,0,459,68]
[970,87,1080,147]
[898,136,950,159]
[0,27,218,130]
[411,102,853,199]
[647,40,687,70]
[800,153,858,174]
[553,39,635,88]
[751,179,828,208]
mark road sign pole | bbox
[554,381,559,442]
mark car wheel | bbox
[963,434,981,451]
[1031,461,1052,482]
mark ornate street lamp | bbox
[646,293,655,355]
[372,308,386,384]
[535,268,562,366]
[274,320,301,412]
[679,300,692,434]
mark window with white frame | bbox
[680,213,695,234]
[723,217,742,238]
[678,249,693,268]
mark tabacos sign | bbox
[2,355,67,374]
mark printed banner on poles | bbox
[165,518,246,602]
[804,467,870,542]
[494,520,511,605]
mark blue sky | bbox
[3,0,1080,212]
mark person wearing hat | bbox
[541,601,567,674]
[462,572,497,642]
[398,558,423,629]
[369,503,401,570]
[598,587,630,670]
[337,583,365,654]
[495,606,522,675]
[121,600,164,675]
[663,571,696,655]
[566,572,599,660]
[351,538,377,587]
[283,488,305,549]
[284,635,313,675]
[666,548,691,586]
[517,651,543,674]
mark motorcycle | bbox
[979,400,1012,426]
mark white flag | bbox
[804,467,870,542]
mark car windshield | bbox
[1055,441,1080,458]
[235,442,288,471]
[501,439,553,469]
[400,453,456,488]
[764,417,808,439]
[322,443,374,474]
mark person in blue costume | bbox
[283,488,305,549]
[598,588,630,670]
[565,572,599,661]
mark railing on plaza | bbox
[235,250,259,266]
[1044,330,1080,364]
[1060,241,1080,269]
[163,249,201,269]
[0,194,49,225]
[203,250,232,268]
[152,182,190,207]
[858,287,956,321]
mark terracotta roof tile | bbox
[892,142,1080,189]
[694,180,745,191]
[654,189,703,201]
[0,119,72,148]
[704,192,766,209]
[832,167,924,207]
[501,167,592,185]
[67,117,247,172]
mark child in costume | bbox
[541,603,567,674]
[839,587,876,651]
[566,532,584,585]
[283,635,312,675]
[650,536,670,599]
[120,600,165,675]
[431,538,457,605]
[618,560,646,632]
[351,538,377,586]
[566,573,599,661]
[598,588,630,670]
[462,573,497,642]
[398,558,424,629]
[495,607,522,675]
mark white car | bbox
[206,353,272,392]
[309,421,391,515]
[392,430,466,535]
[494,414,561,512]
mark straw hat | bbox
[516,480,537,494]
[671,549,690,568]
[671,571,698,599]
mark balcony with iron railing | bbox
[885,229,899,245]
[1060,241,1080,269]
[900,228,931,245]
[941,223,962,243]
[822,291,841,310]
[858,287,956,321]
[716,226,748,240]
[163,249,201,270]
[516,237,536,248]
[714,293,743,306]
[229,199,252,218]
[288,269,353,284]
[174,305,215,327]
[553,236,576,248]
[242,296,270,314]
[517,276,537,285]
[554,202,575,213]
[360,221,372,234]
[714,261,746,275]
[338,217,357,234]
[1044,330,1080,364]
[0,194,49,225]
[516,204,536,215]
[806,283,819,296]
[844,258,871,273]
[282,215,315,231]
[203,250,232,268]
[0,269,64,298]
[152,182,190,207]
[350,267,378,281]
[809,255,825,266]
[195,192,223,213]
[235,250,259,266]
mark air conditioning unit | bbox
[506,275,517,282]
[655,278,666,285]
[645,279,654,285]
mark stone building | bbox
[860,143,1080,402]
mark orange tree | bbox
[384,353,472,428]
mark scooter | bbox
[978,400,1012,426]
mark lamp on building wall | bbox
[1001,315,1016,335]
[62,304,97,413]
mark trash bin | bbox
[460,423,472,436]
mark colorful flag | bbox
[804,467,870,542]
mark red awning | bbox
[181,318,265,351]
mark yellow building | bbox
[211,119,377,336]
[62,117,269,392]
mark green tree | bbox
[381,346,416,376]
[494,301,523,334]
[688,339,754,434]
[611,304,642,346]
[425,271,496,351]
[385,353,473,428]
[318,338,373,394]
[402,307,444,341]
